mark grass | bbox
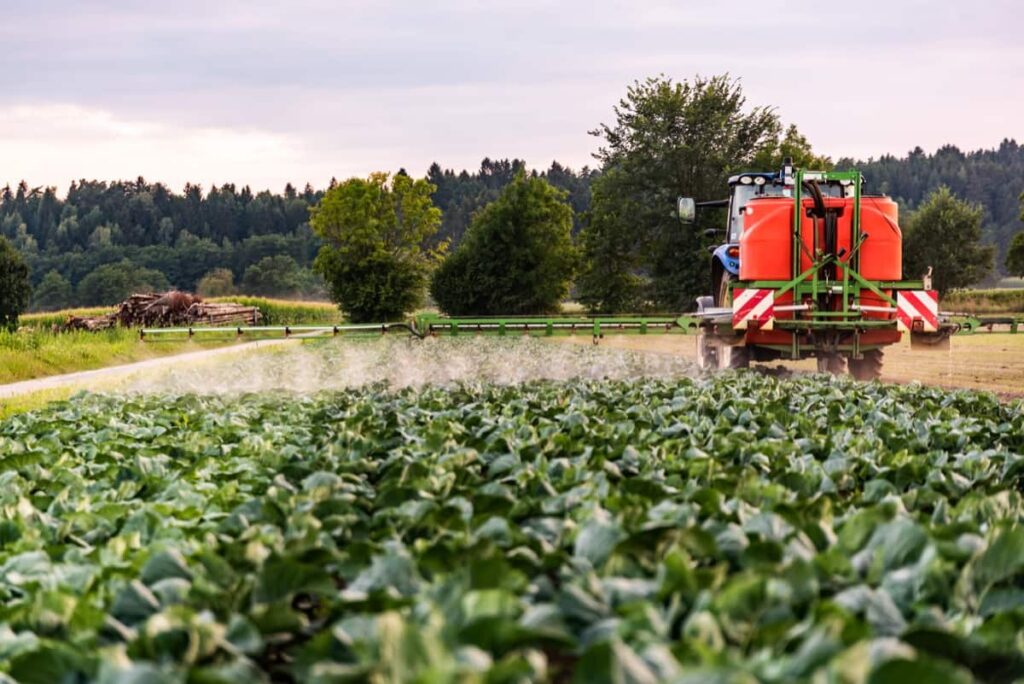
[0,327,229,385]
[943,288,1024,313]
[19,307,114,329]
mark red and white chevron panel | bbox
[732,288,774,330]
[896,290,939,332]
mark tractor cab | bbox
[704,164,853,305]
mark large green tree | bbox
[902,186,994,295]
[577,74,782,312]
[0,236,31,330]
[431,173,577,315]
[312,172,442,322]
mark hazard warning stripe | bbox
[732,288,774,330]
[896,290,939,332]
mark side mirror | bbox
[677,197,696,223]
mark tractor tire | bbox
[847,349,884,381]
[816,353,846,375]
[716,273,735,308]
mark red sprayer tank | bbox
[738,194,901,319]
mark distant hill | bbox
[838,139,1023,270]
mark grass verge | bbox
[0,327,230,385]
[944,288,1024,313]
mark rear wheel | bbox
[847,349,884,381]
[816,353,846,375]
[716,272,734,308]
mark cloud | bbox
[0,104,342,192]
[0,0,1022,187]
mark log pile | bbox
[61,292,262,331]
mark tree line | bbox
[2,73,1023,329]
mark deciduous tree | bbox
[431,173,577,315]
[0,236,31,330]
[77,261,170,306]
[32,269,73,311]
[312,173,442,322]
[196,268,237,297]
[578,74,781,311]
[903,186,994,295]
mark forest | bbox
[1,140,1022,309]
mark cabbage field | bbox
[1,345,1024,682]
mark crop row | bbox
[0,375,1022,682]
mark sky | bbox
[2,0,1022,193]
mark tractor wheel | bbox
[718,344,750,370]
[716,273,735,308]
[847,349,884,381]
[816,353,846,375]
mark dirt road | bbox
[557,333,1024,397]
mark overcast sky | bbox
[2,0,1021,193]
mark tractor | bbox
[679,158,949,379]
[146,159,982,374]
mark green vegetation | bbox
[1007,231,1024,278]
[31,269,73,311]
[943,288,1024,313]
[0,295,345,386]
[209,297,344,325]
[240,255,323,299]
[0,235,31,330]
[1,80,1021,315]
[577,74,786,312]
[196,268,237,297]
[903,187,994,295]
[431,173,577,315]
[312,172,443,322]
[0,327,224,384]
[0,374,1022,680]
[76,259,170,306]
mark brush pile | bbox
[61,291,262,331]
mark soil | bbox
[556,333,1024,398]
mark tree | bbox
[1008,231,1024,277]
[574,168,645,312]
[752,124,833,171]
[903,186,995,295]
[1007,195,1024,277]
[32,270,73,311]
[578,74,781,312]
[241,256,304,297]
[311,172,442,322]
[0,236,31,330]
[196,268,237,297]
[430,173,577,315]
[77,260,170,306]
